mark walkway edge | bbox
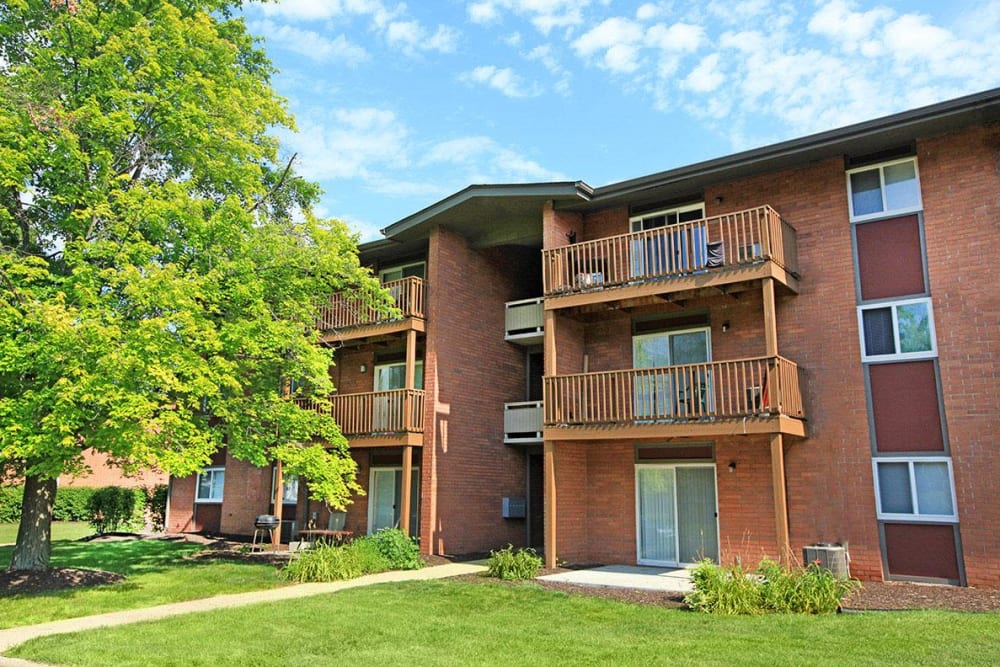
[0,562,485,660]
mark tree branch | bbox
[248,154,296,214]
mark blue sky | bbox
[244,1,1000,241]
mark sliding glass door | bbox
[636,464,719,566]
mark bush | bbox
[0,485,22,523]
[685,559,764,615]
[283,539,391,583]
[365,528,423,570]
[87,487,141,534]
[685,558,860,615]
[53,487,98,521]
[145,484,169,532]
[486,545,543,581]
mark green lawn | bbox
[0,521,94,545]
[10,580,1000,666]
[0,539,287,629]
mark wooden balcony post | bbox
[544,440,557,569]
[770,433,791,563]
[404,329,417,429]
[763,278,778,357]
[271,459,284,549]
[400,445,413,536]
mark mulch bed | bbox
[0,567,125,596]
[449,570,1000,613]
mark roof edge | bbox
[594,86,1000,200]
[380,181,593,238]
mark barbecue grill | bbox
[251,514,280,551]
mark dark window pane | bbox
[863,307,895,356]
[851,169,883,216]
[878,463,913,514]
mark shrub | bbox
[685,558,861,615]
[365,528,424,570]
[87,487,141,534]
[0,485,22,523]
[282,539,391,583]
[486,545,543,581]
[145,484,169,532]
[685,559,764,615]
[53,487,98,521]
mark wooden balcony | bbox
[296,389,425,447]
[318,276,426,342]
[543,356,806,440]
[542,206,799,310]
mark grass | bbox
[0,539,287,629]
[0,521,94,545]
[10,580,1000,666]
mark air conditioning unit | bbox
[803,543,850,578]
[502,496,526,519]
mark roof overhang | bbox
[379,181,593,248]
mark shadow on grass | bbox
[0,539,204,577]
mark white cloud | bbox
[645,23,704,53]
[681,53,724,93]
[251,20,367,64]
[422,136,567,182]
[462,65,542,98]
[466,0,590,35]
[258,0,399,25]
[282,107,409,182]
[807,0,893,53]
[526,45,572,95]
[386,21,460,55]
[573,17,645,72]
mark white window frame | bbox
[374,360,424,391]
[857,296,936,362]
[378,261,425,284]
[195,467,225,504]
[846,157,922,222]
[872,457,958,522]
[271,467,299,505]
[629,202,705,232]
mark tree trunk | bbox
[9,474,57,571]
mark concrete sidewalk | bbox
[0,562,485,666]
[539,565,694,593]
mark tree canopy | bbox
[0,0,383,568]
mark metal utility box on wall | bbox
[803,544,850,578]
[502,496,526,519]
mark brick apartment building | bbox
[168,88,1000,587]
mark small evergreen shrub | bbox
[685,558,860,615]
[365,528,423,570]
[87,487,141,533]
[486,545,543,581]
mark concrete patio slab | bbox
[538,565,694,593]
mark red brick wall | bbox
[705,156,884,580]
[218,453,272,535]
[582,205,628,241]
[167,475,197,533]
[552,441,588,563]
[919,123,1000,587]
[59,449,167,488]
[422,226,529,555]
[543,201,582,249]
[332,348,377,394]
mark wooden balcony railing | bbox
[318,276,426,332]
[542,205,798,296]
[296,389,425,436]
[544,356,804,426]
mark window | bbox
[857,297,935,361]
[630,203,705,232]
[271,468,299,504]
[196,467,225,503]
[379,261,425,283]
[847,158,921,221]
[874,458,957,520]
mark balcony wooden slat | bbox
[544,356,805,434]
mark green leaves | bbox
[0,1,382,542]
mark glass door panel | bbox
[676,467,719,563]
[637,467,677,564]
[633,330,710,419]
[370,469,397,532]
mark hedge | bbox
[0,484,168,531]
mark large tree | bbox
[0,0,383,569]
